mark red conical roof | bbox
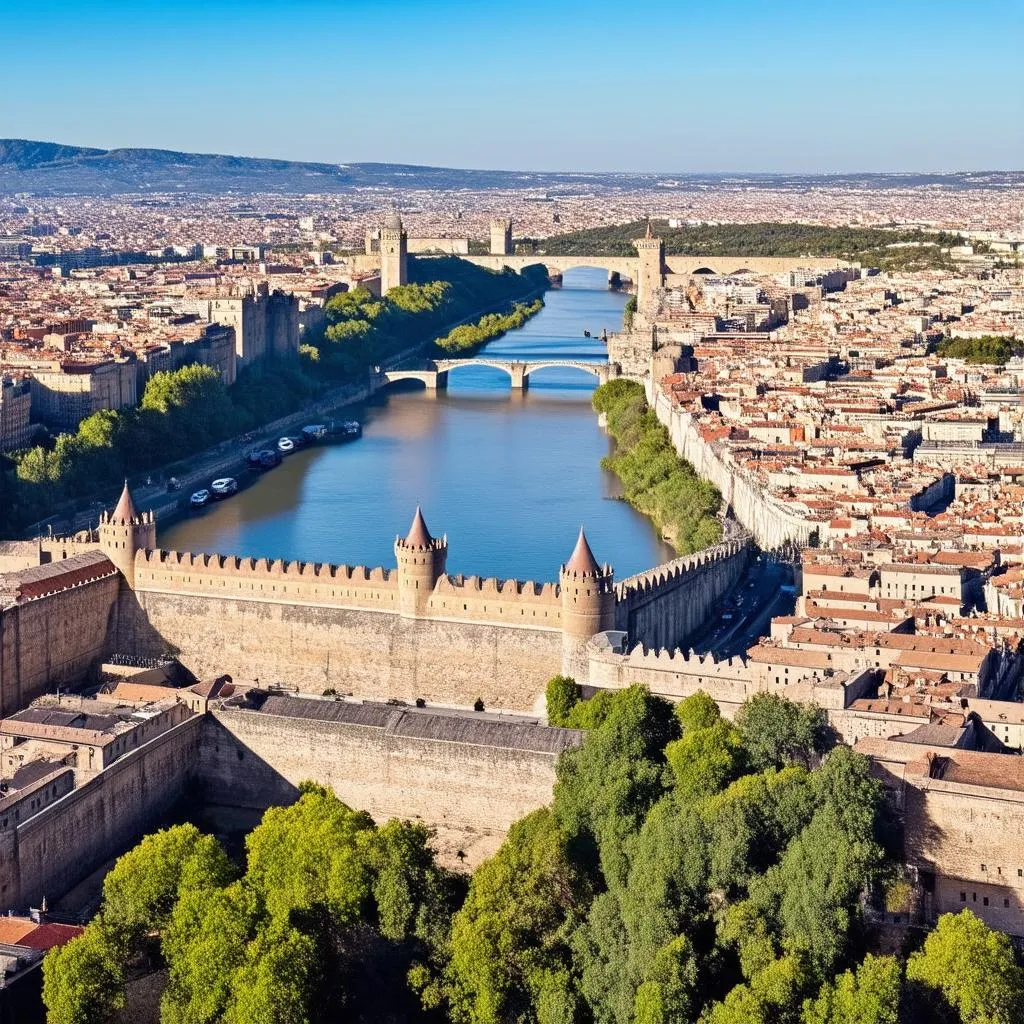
[565,527,601,576]
[404,506,433,547]
[111,480,136,524]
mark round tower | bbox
[394,507,447,618]
[559,527,615,680]
[632,219,665,319]
[98,481,156,589]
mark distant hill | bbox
[0,138,1019,197]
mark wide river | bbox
[163,268,674,581]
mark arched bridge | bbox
[382,358,620,390]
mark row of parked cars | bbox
[189,420,362,510]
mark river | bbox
[162,268,674,581]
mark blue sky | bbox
[2,0,1021,172]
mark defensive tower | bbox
[394,506,448,618]
[489,217,513,256]
[632,220,665,318]
[380,212,408,295]
[98,481,155,589]
[559,527,615,678]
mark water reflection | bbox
[163,269,673,581]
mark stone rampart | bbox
[202,700,581,865]
[588,644,752,714]
[0,716,201,910]
[647,380,818,549]
[117,590,562,710]
[0,573,120,717]
[615,541,751,651]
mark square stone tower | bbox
[489,218,513,256]
[380,213,408,295]
[632,222,665,317]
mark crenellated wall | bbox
[588,643,753,715]
[615,541,751,651]
[0,573,120,717]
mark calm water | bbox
[163,268,673,581]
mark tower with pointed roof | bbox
[559,528,615,679]
[380,212,408,295]
[394,507,447,618]
[98,481,156,589]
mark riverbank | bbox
[592,379,722,555]
[433,297,544,355]
[18,286,546,539]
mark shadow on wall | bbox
[197,715,300,811]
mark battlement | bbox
[134,548,399,611]
[616,540,748,598]
[427,573,562,629]
[624,643,749,675]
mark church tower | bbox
[632,220,665,319]
[98,481,156,590]
[559,528,615,680]
[380,212,408,295]
[394,507,447,618]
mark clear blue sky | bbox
[3,0,1021,172]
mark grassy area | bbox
[593,379,722,554]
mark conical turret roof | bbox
[404,506,433,547]
[111,480,137,524]
[564,527,601,576]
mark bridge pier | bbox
[509,363,527,390]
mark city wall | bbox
[0,716,201,910]
[0,574,120,717]
[117,558,564,709]
[646,380,818,549]
[200,703,581,865]
[615,541,751,651]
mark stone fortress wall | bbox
[0,716,203,910]
[615,541,751,652]
[200,698,582,865]
[0,557,120,718]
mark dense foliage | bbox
[43,795,463,1024]
[435,298,543,354]
[0,258,547,535]
[935,335,1017,365]
[521,220,967,274]
[592,379,722,554]
[42,691,1024,1024]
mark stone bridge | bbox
[461,253,852,281]
[383,358,619,390]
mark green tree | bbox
[42,923,126,1024]
[101,823,234,946]
[675,690,721,732]
[906,911,1024,1024]
[446,808,591,1024]
[665,718,744,803]
[803,954,902,1024]
[546,675,581,727]
[735,694,829,771]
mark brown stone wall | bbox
[0,575,120,717]
[1,717,201,910]
[201,709,568,865]
[905,780,1024,936]
[118,592,561,710]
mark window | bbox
[1005,899,1011,909]
[983,897,990,907]
[982,864,987,872]
[960,892,967,902]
